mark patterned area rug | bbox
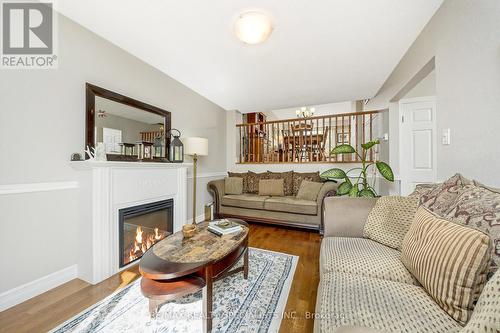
[51,248,298,333]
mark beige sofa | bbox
[315,193,500,332]
[207,172,338,231]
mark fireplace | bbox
[118,199,173,268]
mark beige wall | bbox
[366,0,500,186]
[0,14,226,295]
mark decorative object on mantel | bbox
[119,142,135,156]
[167,128,184,163]
[295,106,315,118]
[136,141,154,160]
[70,153,83,161]
[84,145,95,160]
[184,137,209,226]
[95,142,107,161]
[320,140,394,197]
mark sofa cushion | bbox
[228,172,249,193]
[445,183,500,277]
[402,207,491,324]
[292,171,321,195]
[297,180,323,201]
[363,196,419,250]
[221,194,269,210]
[419,173,473,216]
[267,171,294,196]
[224,177,243,195]
[247,171,269,194]
[320,237,418,285]
[315,272,462,333]
[264,196,317,215]
[258,179,284,196]
[461,269,500,333]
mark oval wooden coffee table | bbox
[139,219,249,333]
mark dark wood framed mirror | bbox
[85,83,171,162]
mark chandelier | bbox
[295,106,315,118]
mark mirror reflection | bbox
[94,96,166,158]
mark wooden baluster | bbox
[370,114,373,161]
[238,126,243,163]
[362,114,366,162]
[355,114,358,162]
[309,118,313,162]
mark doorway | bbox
[399,96,437,195]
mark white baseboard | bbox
[0,265,78,312]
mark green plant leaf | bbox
[361,140,380,150]
[348,185,359,197]
[321,168,347,179]
[331,144,356,155]
[359,188,377,197]
[336,181,352,195]
[376,161,394,182]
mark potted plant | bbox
[320,140,394,197]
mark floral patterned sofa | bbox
[315,174,500,333]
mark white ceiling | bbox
[58,0,442,112]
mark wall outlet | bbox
[442,128,451,145]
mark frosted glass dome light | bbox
[234,11,273,45]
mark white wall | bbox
[0,13,226,299]
[366,0,500,186]
[403,71,436,99]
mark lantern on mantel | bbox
[168,129,184,163]
[136,141,154,160]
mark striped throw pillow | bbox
[401,207,491,324]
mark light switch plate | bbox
[442,128,451,145]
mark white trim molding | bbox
[187,172,226,179]
[0,181,79,195]
[0,265,78,311]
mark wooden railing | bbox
[236,110,383,164]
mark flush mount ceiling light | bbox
[234,11,273,45]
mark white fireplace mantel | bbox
[71,160,190,284]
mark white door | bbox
[102,127,122,154]
[399,97,437,195]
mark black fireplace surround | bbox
[118,199,173,268]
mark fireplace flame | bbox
[127,225,167,264]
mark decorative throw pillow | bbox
[419,173,473,216]
[267,171,294,196]
[445,183,500,277]
[292,172,321,195]
[401,207,492,324]
[363,196,419,250]
[247,171,269,194]
[296,180,323,201]
[228,172,248,193]
[258,179,284,197]
[408,183,439,199]
[224,177,243,195]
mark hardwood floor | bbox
[0,223,321,333]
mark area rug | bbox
[51,248,298,333]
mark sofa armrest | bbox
[207,179,225,216]
[317,181,338,233]
[322,197,378,238]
